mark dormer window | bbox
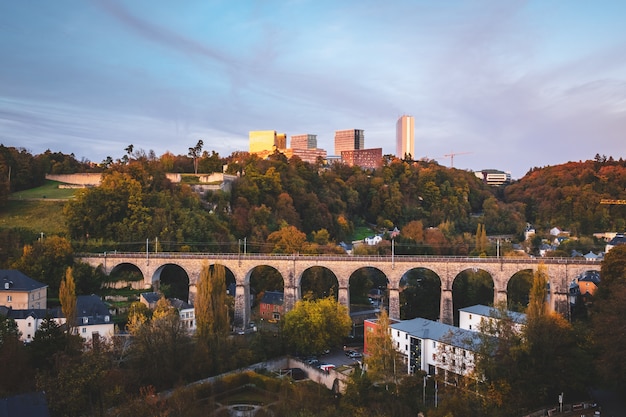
[104,316,110,322]
[4,282,8,289]
[83,317,89,324]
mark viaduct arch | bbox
[79,253,601,327]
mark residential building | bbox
[0,270,48,310]
[364,235,383,245]
[396,115,415,159]
[365,305,523,382]
[334,129,364,155]
[140,291,161,309]
[169,297,196,332]
[577,271,600,297]
[291,134,317,149]
[74,295,114,343]
[3,295,114,344]
[605,233,626,253]
[259,291,284,321]
[474,169,512,186]
[341,148,383,170]
[141,292,197,332]
[365,316,482,382]
[4,307,63,343]
[458,304,526,334]
[249,130,287,155]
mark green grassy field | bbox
[10,180,77,200]
[0,199,67,235]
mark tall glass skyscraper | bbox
[396,115,415,159]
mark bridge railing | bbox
[76,252,602,265]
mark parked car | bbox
[348,351,362,359]
[319,364,335,372]
[345,349,357,357]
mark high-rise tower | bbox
[334,129,364,155]
[396,115,414,159]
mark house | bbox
[259,291,284,321]
[169,297,196,332]
[605,234,626,253]
[577,271,601,297]
[0,270,48,310]
[364,235,383,246]
[524,224,536,241]
[2,295,114,344]
[459,305,526,334]
[140,292,162,309]
[583,251,602,260]
[74,295,115,343]
[4,307,63,343]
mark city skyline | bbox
[1,1,625,179]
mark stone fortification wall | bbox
[46,173,102,186]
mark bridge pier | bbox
[338,286,349,311]
[388,288,400,320]
[234,284,249,328]
[440,289,453,325]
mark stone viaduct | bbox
[78,252,601,327]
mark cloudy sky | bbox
[1,0,625,178]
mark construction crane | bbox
[600,199,626,205]
[441,151,471,168]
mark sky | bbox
[1,0,625,179]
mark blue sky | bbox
[1,0,625,178]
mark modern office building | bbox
[291,134,317,150]
[341,148,383,170]
[475,169,512,186]
[334,129,364,155]
[396,115,415,159]
[249,130,287,155]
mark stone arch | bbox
[153,263,190,302]
[507,269,533,311]
[450,267,495,325]
[348,266,389,311]
[108,262,145,290]
[398,267,441,320]
[298,266,339,301]
[246,265,286,325]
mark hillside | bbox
[505,158,626,235]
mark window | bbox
[469,324,472,330]
[82,328,87,333]
[433,341,436,348]
[6,295,11,302]
[469,314,472,319]
[28,322,32,327]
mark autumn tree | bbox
[364,309,401,386]
[526,263,549,320]
[282,297,351,356]
[129,297,192,389]
[12,235,73,297]
[267,223,307,254]
[195,263,230,339]
[592,245,626,394]
[59,267,77,336]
